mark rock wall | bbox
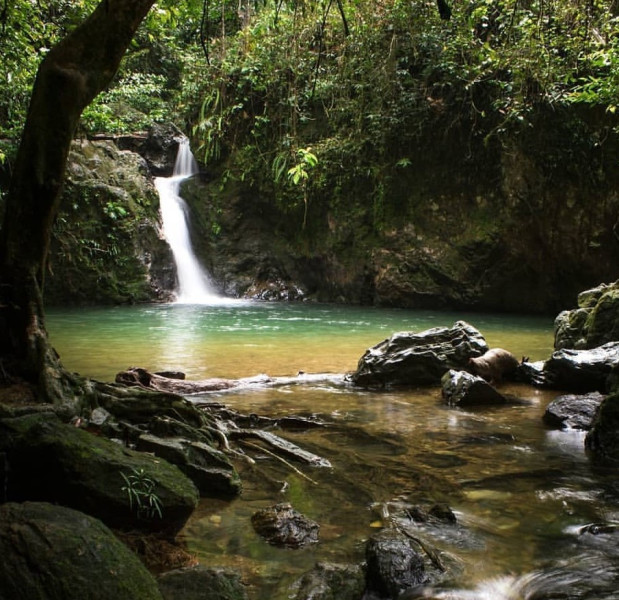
[42,113,619,312]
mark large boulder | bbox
[0,502,163,600]
[543,392,605,430]
[350,321,488,388]
[554,281,619,350]
[46,137,175,304]
[586,392,619,461]
[543,343,619,393]
[0,413,198,534]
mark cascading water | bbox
[155,138,220,304]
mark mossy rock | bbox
[0,414,198,534]
[157,565,248,600]
[586,392,619,461]
[0,501,163,600]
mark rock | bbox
[251,503,320,548]
[441,370,509,406]
[157,565,247,600]
[141,123,186,176]
[350,321,488,388]
[47,138,174,305]
[586,391,619,461]
[543,392,605,430]
[543,342,619,393]
[136,434,242,498]
[0,502,163,600]
[0,414,198,534]
[292,562,365,600]
[98,385,206,428]
[365,530,427,598]
[554,281,619,350]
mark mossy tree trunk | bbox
[0,0,156,402]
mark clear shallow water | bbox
[46,302,619,599]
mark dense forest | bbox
[1,0,619,313]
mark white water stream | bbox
[155,138,220,304]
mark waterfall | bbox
[155,138,220,304]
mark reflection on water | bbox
[45,303,619,599]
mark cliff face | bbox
[45,114,619,313]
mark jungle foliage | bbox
[1,0,618,227]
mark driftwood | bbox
[115,367,272,394]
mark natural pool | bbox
[47,302,619,599]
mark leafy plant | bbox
[287,147,318,229]
[120,468,163,520]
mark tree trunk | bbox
[0,0,156,402]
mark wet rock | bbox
[292,562,365,600]
[350,321,488,388]
[517,360,548,387]
[47,138,174,305]
[0,502,163,600]
[0,413,198,534]
[543,392,605,430]
[157,565,247,600]
[141,123,186,176]
[365,529,427,598]
[554,280,619,350]
[251,503,320,548]
[586,391,619,461]
[136,434,242,498]
[441,369,509,406]
[543,342,619,393]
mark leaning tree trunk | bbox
[0,0,156,402]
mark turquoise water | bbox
[46,301,552,382]
[45,302,619,599]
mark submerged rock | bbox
[365,529,427,598]
[157,565,247,600]
[0,413,198,534]
[543,392,605,430]
[292,562,365,600]
[0,502,163,600]
[251,503,320,548]
[441,370,509,406]
[350,321,488,388]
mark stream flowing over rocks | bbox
[2,282,619,599]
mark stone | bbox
[0,502,163,600]
[554,281,619,350]
[365,530,427,598]
[251,503,320,548]
[543,392,605,430]
[292,562,365,600]
[543,343,619,393]
[586,392,619,461]
[0,414,198,534]
[350,321,488,388]
[136,434,242,498]
[441,370,509,406]
[157,565,247,600]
